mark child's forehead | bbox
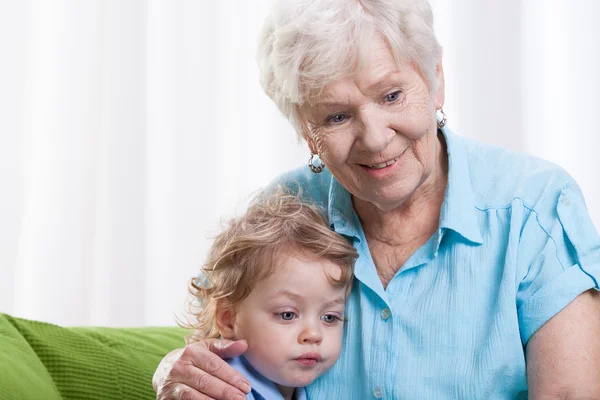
[253,261,347,303]
[274,251,344,275]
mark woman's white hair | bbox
[257,0,443,140]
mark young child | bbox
[188,188,357,400]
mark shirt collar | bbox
[438,125,483,244]
[228,356,307,400]
[326,125,483,245]
[328,176,362,240]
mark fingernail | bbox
[241,382,251,393]
[216,340,233,349]
[233,394,246,400]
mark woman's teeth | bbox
[367,156,400,170]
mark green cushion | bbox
[0,313,188,400]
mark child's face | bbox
[226,252,348,388]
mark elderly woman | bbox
[154,0,600,398]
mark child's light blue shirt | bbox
[273,126,600,399]
[227,356,307,400]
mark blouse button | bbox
[380,308,391,321]
[373,387,383,398]
[561,196,571,207]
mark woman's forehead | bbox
[314,49,413,99]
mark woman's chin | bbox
[356,183,419,211]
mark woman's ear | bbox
[298,112,319,155]
[215,303,236,340]
[434,57,445,110]
[302,125,319,155]
[306,135,318,155]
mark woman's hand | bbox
[153,338,251,400]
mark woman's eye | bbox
[326,114,347,125]
[321,314,339,324]
[384,91,401,103]
[279,312,296,321]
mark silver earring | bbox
[308,153,325,174]
[437,108,447,129]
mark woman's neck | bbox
[354,190,443,246]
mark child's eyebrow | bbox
[269,290,346,308]
[322,297,346,308]
[271,289,304,302]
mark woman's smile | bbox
[358,148,407,177]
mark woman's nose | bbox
[356,109,396,152]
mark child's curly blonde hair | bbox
[187,186,358,339]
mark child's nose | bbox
[298,323,323,344]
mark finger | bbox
[209,339,248,360]
[166,383,217,400]
[200,340,250,393]
[177,364,248,400]
[154,349,185,391]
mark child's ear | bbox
[215,303,236,340]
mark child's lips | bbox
[295,358,319,367]
[294,352,322,366]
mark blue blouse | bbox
[273,126,600,399]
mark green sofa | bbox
[0,313,188,399]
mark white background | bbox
[0,0,598,327]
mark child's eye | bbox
[321,314,340,324]
[279,312,297,321]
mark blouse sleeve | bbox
[516,179,600,345]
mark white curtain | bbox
[1,0,598,327]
